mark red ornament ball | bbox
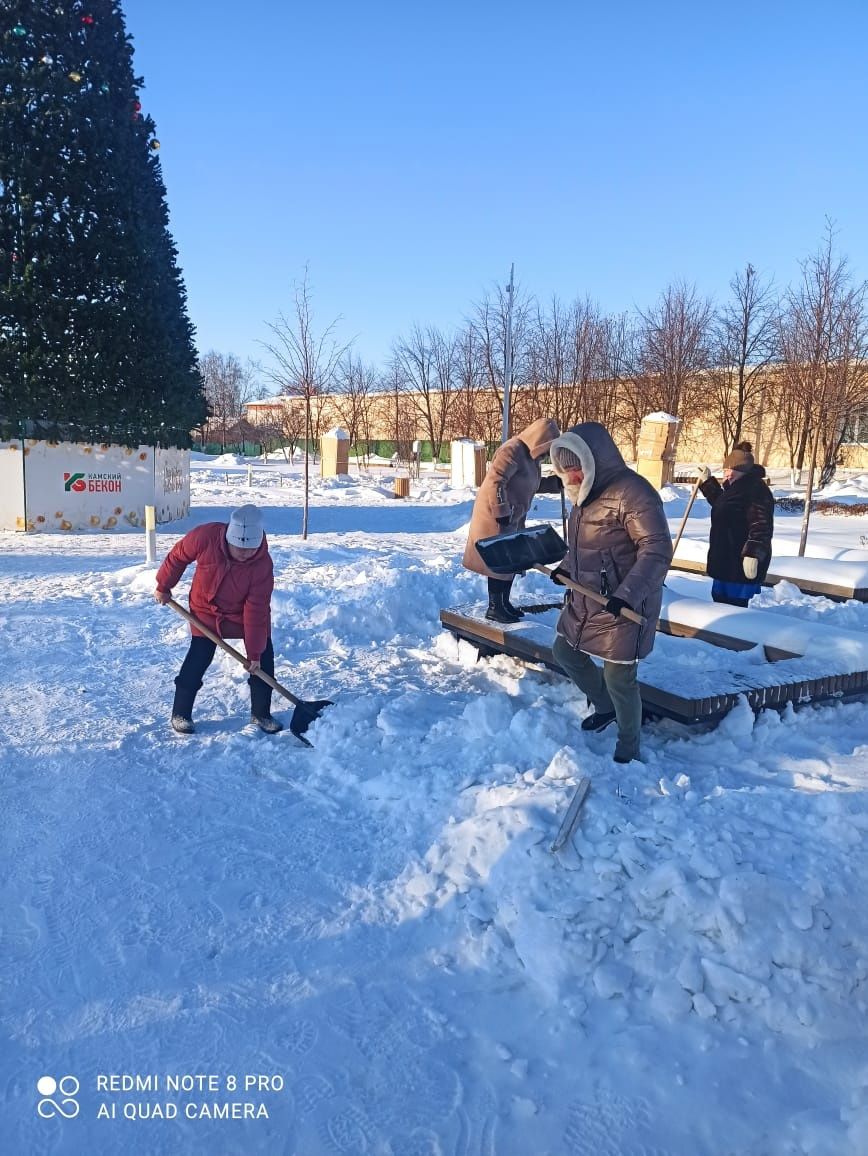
[81,14,94,25]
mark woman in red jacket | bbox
[155,505,283,735]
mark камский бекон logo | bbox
[63,471,122,493]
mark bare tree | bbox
[333,353,378,468]
[199,351,258,451]
[449,322,485,440]
[775,223,868,550]
[276,398,306,461]
[261,270,349,539]
[469,280,532,437]
[525,295,575,431]
[380,364,417,465]
[598,311,638,446]
[392,324,456,460]
[708,265,779,456]
[636,281,713,423]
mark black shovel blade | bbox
[475,524,567,574]
[289,698,334,744]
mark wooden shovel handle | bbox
[534,565,646,627]
[165,597,302,707]
[672,473,704,556]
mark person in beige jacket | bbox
[462,416,561,622]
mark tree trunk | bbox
[798,424,822,556]
[302,400,310,541]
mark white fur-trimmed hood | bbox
[550,431,596,507]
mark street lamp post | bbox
[501,264,514,444]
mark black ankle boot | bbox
[486,578,521,624]
[485,592,521,624]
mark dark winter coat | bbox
[463,417,561,579]
[699,465,774,584]
[156,522,274,661]
[551,423,672,663]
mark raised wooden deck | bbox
[439,602,868,725]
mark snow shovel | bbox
[551,775,591,853]
[165,597,332,747]
[475,526,646,627]
[671,471,705,557]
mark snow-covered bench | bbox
[672,539,868,602]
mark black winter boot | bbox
[171,683,197,735]
[249,638,280,728]
[485,578,521,624]
[503,576,525,618]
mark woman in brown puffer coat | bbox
[549,423,673,765]
[462,416,561,622]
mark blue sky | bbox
[124,0,868,387]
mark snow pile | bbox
[817,472,868,500]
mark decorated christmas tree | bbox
[0,0,206,445]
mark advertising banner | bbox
[0,441,192,532]
[20,441,154,531]
[0,440,27,531]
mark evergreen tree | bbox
[0,0,206,445]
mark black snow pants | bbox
[172,635,275,719]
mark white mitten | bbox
[698,466,712,482]
[742,556,759,580]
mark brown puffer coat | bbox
[552,423,672,663]
[462,417,560,579]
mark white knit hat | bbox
[226,504,264,549]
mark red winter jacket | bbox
[156,522,274,661]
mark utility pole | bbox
[501,264,514,444]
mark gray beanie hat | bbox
[552,445,583,472]
[226,504,264,549]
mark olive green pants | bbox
[552,633,642,761]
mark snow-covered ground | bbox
[3,460,868,1155]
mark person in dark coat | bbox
[698,442,774,607]
[549,424,672,764]
[155,504,283,735]
[462,417,561,622]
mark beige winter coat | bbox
[462,417,560,579]
[551,423,672,663]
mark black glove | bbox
[605,596,632,618]
[550,566,570,586]
[496,516,511,529]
